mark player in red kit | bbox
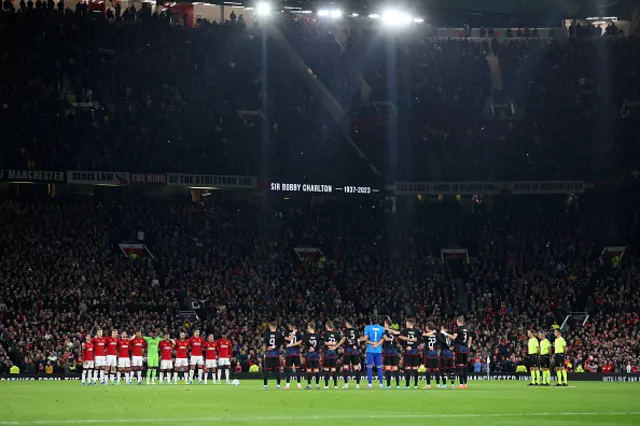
[174,332,189,384]
[117,332,132,384]
[188,329,205,384]
[105,330,119,384]
[159,334,175,384]
[82,334,95,386]
[215,332,232,384]
[130,331,146,384]
[92,329,107,384]
[203,334,218,384]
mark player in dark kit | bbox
[284,324,303,390]
[341,320,362,389]
[422,322,439,389]
[322,321,344,389]
[382,319,401,388]
[303,322,322,389]
[398,318,422,388]
[442,316,472,388]
[262,321,284,389]
[437,327,454,388]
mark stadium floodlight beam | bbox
[368,13,380,19]
[413,17,424,23]
[329,9,343,18]
[381,9,413,27]
[256,2,272,15]
[351,12,359,17]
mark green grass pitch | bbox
[0,381,639,425]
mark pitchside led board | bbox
[269,182,379,195]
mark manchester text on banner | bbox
[0,169,65,183]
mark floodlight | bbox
[256,2,271,15]
[381,10,412,26]
[413,17,424,23]
[368,13,380,19]
[318,8,342,19]
[351,12,359,17]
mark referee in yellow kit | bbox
[538,331,552,386]
[553,329,568,386]
[527,329,540,386]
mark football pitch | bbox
[0,381,639,425]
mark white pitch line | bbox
[1,412,639,425]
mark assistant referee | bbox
[553,329,568,386]
[527,329,540,386]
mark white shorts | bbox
[160,360,173,370]
[205,359,217,369]
[117,358,131,369]
[190,356,204,366]
[175,358,188,368]
[218,358,230,367]
[95,356,106,367]
[83,361,95,369]
[131,356,143,367]
[106,355,117,367]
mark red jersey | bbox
[203,341,218,360]
[106,336,119,356]
[159,340,174,361]
[215,339,232,358]
[92,337,106,357]
[82,342,95,362]
[130,338,146,357]
[117,339,130,358]
[188,336,205,357]
[175,339,189,359]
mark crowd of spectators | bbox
[1,6,638,185]
[0,3,368,184]
[0,6,639,376]
[280,15,639,183]
[0,191,638,375]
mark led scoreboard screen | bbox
[270,182,379,195]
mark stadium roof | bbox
[424,0,633,25]
[275,0,634,22]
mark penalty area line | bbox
[1,412,640,424]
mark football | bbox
[232,379,240,386]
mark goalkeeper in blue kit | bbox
[361,317,385,389]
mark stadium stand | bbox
[0,6,639,376]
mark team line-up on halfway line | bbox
[262,316,568,390]
[79,316,569,389]
[81,329,233,385]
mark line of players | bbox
[263,316,472,389]
[80,328,233,385]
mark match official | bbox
[553,329,568,386]
[527,330,540,386]
[538,331,551,386]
